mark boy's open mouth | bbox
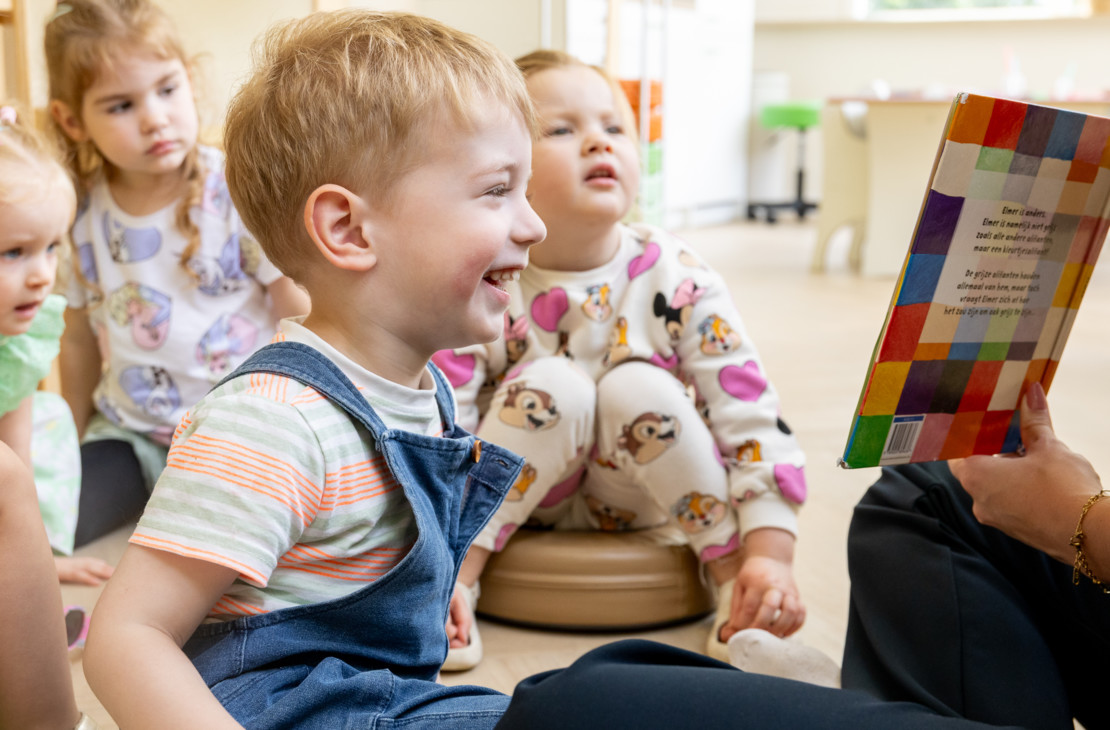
[484,269,521,291]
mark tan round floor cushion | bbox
[476,529,714,631]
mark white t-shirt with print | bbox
[66,145,284,445]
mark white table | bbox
[818,97,1110,277]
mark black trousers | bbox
[73,439,148,548]
[844,462,1109,730]
[496,463,1107,729]
[495,639,1016,729]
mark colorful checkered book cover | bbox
[841,93,1110,468]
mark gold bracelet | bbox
[1070,490,1109,593]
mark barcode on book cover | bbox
[880,415,925,465]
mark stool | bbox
[747,101,822,223]
[476,529,714,631]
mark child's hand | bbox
[722,528,804,640]
[445,584,473,649]
[55,555,115,586]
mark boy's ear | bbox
[304,184,377,271]
[49,100,88,143]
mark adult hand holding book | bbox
[951,381,1109,584]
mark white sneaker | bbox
[441,581,482,672]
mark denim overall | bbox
[181,342,522,729]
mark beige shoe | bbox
[704,578,734,662]
[441,581,482,672]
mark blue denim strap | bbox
[215,341,456,439]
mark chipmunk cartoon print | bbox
[586,495,637,531]
[582,283,613,322]
[617,411,681,465]
[504,313,529,365]
[735,438,762,464]
[498,382,561,432]
[505,463,537,502]
[671,491,727,535]
[653,277,704,340]
[697,314,742,355]
[553,331,572,359]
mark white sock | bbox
[726,628,841,688]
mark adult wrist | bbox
[1070,490,1109,592]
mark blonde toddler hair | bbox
[44,0,204,277]
[514,49,638,146]
[223,10,535,281]
[0,104,76,218]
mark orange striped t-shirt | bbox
[131,322,445,619]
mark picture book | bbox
[840,92,1110,468]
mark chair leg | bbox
[811,224,833,273]
[848,223,866,272]
[747,126,819,224]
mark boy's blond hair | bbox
[45,0,205,277]
[514,49,638,146]
[224,10,536,281]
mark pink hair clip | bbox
[0,106,16,126]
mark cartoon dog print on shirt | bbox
[106,282,172,350]
[618,411,681,465]
[586,495,637,531]
[498,382,560,432]
[103,213,162,263]
[671,491,727,535]
[582,283,613,322]
[118,365,181,420]
[653,278,704,340]
[196,313,259,379]
[697,314,742,355]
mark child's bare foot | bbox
[55,556,114,586]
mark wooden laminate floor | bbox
[62,219,1110,727]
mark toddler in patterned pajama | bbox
[435,49,809,669]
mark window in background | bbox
[867,0,1085,15]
